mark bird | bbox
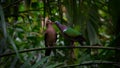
[44,20,57,56]
[55,21,86,59]
[55,21,86,45]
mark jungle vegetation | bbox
[0,0,120,68]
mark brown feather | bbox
[45,20,57,56]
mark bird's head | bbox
[55,21,67,31]
[46,20,53,27]
[46,20,52,24]
[55,21,61,24]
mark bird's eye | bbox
[55,21,58,23]
[55,21,60,24]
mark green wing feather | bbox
[63,27,81,37]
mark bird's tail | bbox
[45,49,51,56]
[77,35,86,45]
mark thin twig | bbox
[0,46,120,57]
[3,0,24,9]
[61,60,119,67]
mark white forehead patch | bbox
[63,28,67,32]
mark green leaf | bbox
[10,57,18,68]
[20,56,33,68]
[30,57,49,68]
[46,63,63,68]
[87,22,98,45]
[8,35,21,59]
[0,5,7,39]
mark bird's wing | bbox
[44,31,48,47]
[44,31,52,56]
[63,27,81,37]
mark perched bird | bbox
[44,20,57,56]
[55,21,86,45]
[55,21,86,59]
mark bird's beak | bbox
[47,20,51,23]
[55,21,60,24]
[55,21,58,23]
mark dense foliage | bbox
[0,0,120,68]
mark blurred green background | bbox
[0,0,120,68]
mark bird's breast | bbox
[46,28,56,44]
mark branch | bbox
[3,0,24,9]
[19,9,44,13]
[0,46,120,57]
[61,60,119,67]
